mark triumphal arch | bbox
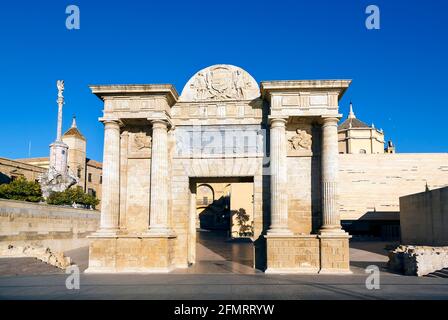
[86,65,352,274]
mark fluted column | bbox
[98,119,121,235]
[148,119,171,235]
[320,117,343,234]
[268,118,292,235]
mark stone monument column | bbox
[56,81,64,142]
[49,80,69,174]
[98,119,121,235]
[148,119,172,235]
[320,116,343,234]
[268,117,292,235]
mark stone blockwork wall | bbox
[400,187,448,246]
[266,235,320,273]
[88,237,175,273]
[287,157,313,234]
[0,157,45,183]
[339,154,448,220]
[265,235,350,274]
[0,199,100,251]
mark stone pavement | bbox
[1,238,448,299]
[1,272,448,300]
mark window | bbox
[359,149,367,154]
[88,173,92,183]
[100,176,102,184]
[77,169,82,178]
[88,188,96,197]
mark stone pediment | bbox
[179,64,260,102]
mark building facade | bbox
[1,65,447,273]
[338,102,386,155]
[86,64,353,274]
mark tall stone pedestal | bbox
[85,234,176,273]
[265,234,351,274]
[318,233,351,274]
[265,235,320,274]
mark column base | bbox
[264,233,352,274]
[85,234,176,273]
[89,228,120,237]
[318,233,352,274]
[144,227,176,237]
[266,229,294,237]
[318,228,347,236]
[265,234,320,274]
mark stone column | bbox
[148,119,171,235]
[119,131,129,231]
[98,119,121,235]
[320,117,343,234]
[268,118,292,235]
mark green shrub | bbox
[0,177,43,202]
[46,186,99,208]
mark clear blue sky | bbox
[0,0,447,161]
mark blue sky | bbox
[0,0,447,161]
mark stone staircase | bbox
[426,268,448,278]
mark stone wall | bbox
[0,157,45,183]
[339,153,448,221]
[266,235,320,273]
[400,186,448,246]
[388,245,448,276]
[0,199,100,252]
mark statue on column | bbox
[39,80,78,199]
[57,80,64,98]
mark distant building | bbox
[338,102,389,154]
[0,157,45,184]
[1,117,102,200]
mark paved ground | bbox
[1,233,447,300]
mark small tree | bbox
[47,186,99,209]
[233,208,254,237]
[0,177,43,202]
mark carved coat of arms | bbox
[190,66,251,101]
[133,132,151,150]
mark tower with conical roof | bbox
[338,102,386,154]
[62,116,87,189]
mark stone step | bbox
[425,268,448,278]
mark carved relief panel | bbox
[127,128,152,159]
[287,124,313,157]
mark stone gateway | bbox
[85,64,352,274]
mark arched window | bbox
[197,184,214,205]
[359,149,367,154]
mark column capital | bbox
[320,115,342,126]
[99,118,123,127]
[148,118,173,130]
[268,116,288,127]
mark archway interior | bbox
[190,177,256,273]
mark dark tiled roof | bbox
[63,127,86,141]
[338,118,371,130]
[86,159,102,168]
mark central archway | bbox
[186,176,260,274]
